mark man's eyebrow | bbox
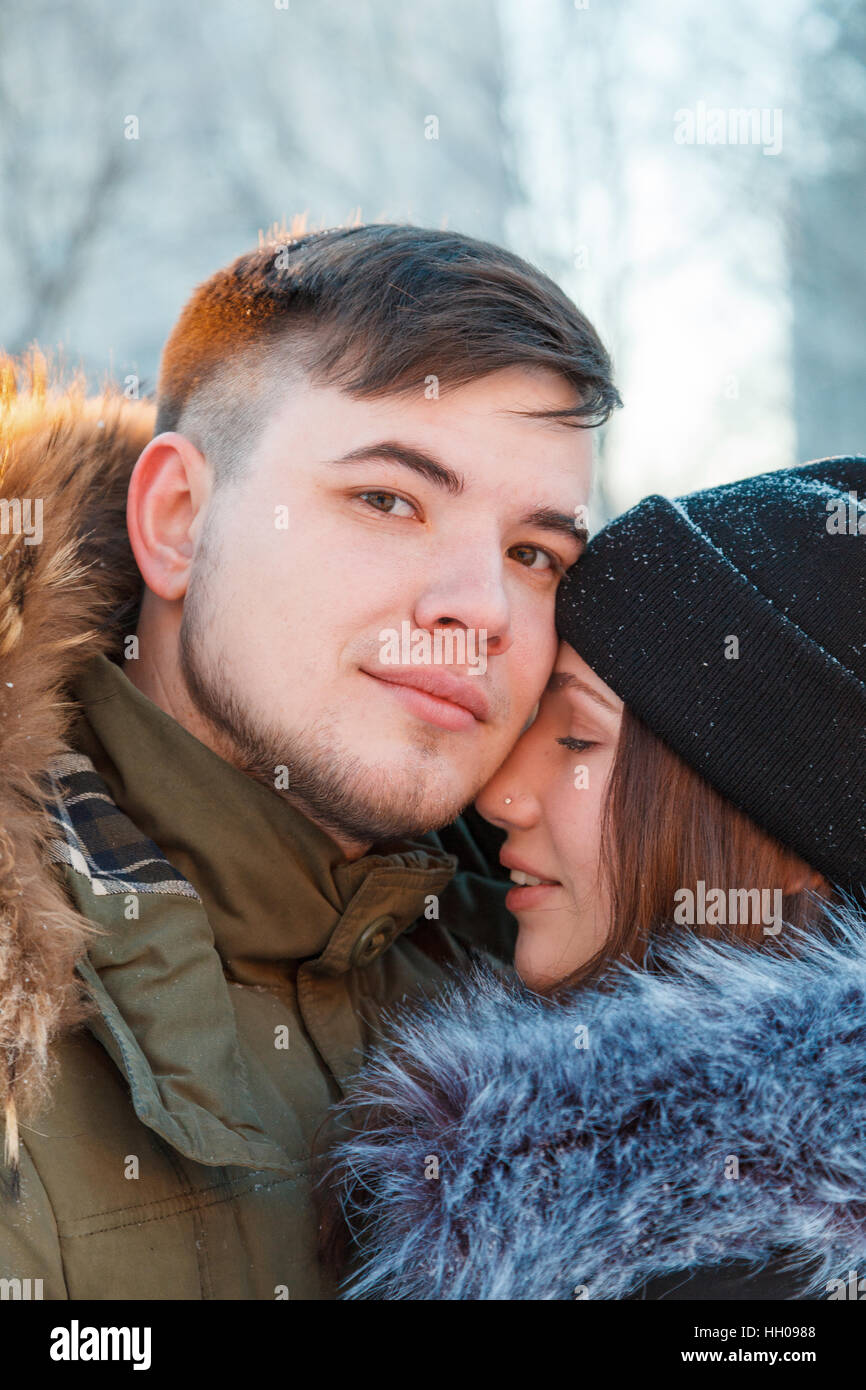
[326,441,589,545]
[546,672,620,712]
[325,441,463,494]
[524,507,588,548]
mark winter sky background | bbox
[1,0,863,524]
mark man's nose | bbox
[412,541,512,655]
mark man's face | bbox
[180,365,593,846]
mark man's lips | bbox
[362,666,491,725]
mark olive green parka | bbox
[0,355,513,1299]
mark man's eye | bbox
[358,490,416,517]
[509,544,560,573]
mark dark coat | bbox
[331,906,866,1300]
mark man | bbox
[0,223,619,1298]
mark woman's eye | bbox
[358,490,417,518]
[556,736,595,752]
[509,544,559,572]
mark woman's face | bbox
[476,641,623,990]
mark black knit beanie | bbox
[555,456,866,893]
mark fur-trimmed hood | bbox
[331,909,866,1300]
[0,350,152,1162]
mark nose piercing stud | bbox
[504,797,512,805]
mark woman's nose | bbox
[476,748,540,831]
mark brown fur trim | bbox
[0,348,154,1164]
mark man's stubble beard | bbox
[177,523,490,846]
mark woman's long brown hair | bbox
[550,704,832,996]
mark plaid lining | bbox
[44,752,201,900]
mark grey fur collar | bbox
[332,908,866,1299]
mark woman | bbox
[320,454,866,1300]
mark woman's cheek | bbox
[555,764,609,888]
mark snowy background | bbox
[1,0,864,520]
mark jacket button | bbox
[350,915,397,968]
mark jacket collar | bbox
[331,909,866,1299]
[71,653,456,971]
[0,369,155,1165]
[47,653,458,1172]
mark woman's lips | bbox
[500,857,562,912]
[505,881,563,912]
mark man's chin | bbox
[178,637,488,843]
[345,785,473,842]
[284,764,479,846]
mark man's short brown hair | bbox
[155,222,621,482]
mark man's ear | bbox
[127,432,213,601]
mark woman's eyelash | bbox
[556,736,595,751]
